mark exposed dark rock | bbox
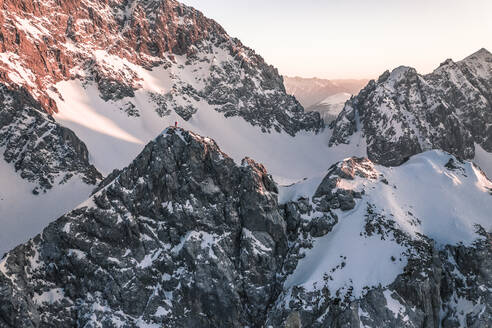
[0,84,102,192]
[0,128,287,327]
[330,49,492,166]
[309,214,338,238]
[337,190,356,211]
[0,130,491,327]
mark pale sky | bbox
[180,0,492,79]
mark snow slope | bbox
[0,156,93,256]
[280,150,492,299]
[475,143,492,179]
[51,56,366,183]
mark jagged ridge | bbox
[0,0,322,135]
[1,129,491,327]
[330,48,492,166]
[0,128,288,327]
[0,84,101,192]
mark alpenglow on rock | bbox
[330,48,492,166]
[1,128,491,327]
[0,0,322,136]
[0,0,323,259]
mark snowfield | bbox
[51,55,366,183]
[280,150,492,299]
[0,156,94,256]
[51,52,492,184]
[0,0,490,324]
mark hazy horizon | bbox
[180,0,492,80]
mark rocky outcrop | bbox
[267,154,492,328]
[330,48,492,166]
[0,84,101,192]
[0,128,288,327]
[0,0,322,135]
[0,130,491,327]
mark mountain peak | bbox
[0,0,322,137]
[330,51,492,167]
[0,128,288,327]
[463,47,492,61]
[390,65,417,79]
[160,126,223,150]
[375,66,417,85]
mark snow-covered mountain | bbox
[1,128,491,327]
[0,0,325,255]
[0,84,102,255]
[330,48,492,171]
[0,0,491,326]
[0,0,324,175]
[2,0,322,137]
[273,150,492,328]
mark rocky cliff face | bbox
[0,0,322,135]
[0,84,101,193]
[0,82,103,257]
[330,48,492,166]
[1,129,491,327]
[0,0,491,326]
[0,0,322,255]
[0,128,289,327]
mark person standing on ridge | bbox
[174,121,178,128]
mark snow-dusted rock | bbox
[330,48,492,167]
[0,85,102,256]
[0,0,322,136]
[0,0,325,258]
[0,0,490,326]
[0,128,288,327]
[272,150,492,328]
[0,85,101,192]
[1,130,491,327]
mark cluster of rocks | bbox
[330,48,492,166]
[312,157,376,211]
[0,84,101,193]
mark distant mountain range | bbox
[307,92,353,123]
[283,76,368,122]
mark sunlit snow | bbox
[51,55,366,181]
[282,150,492,299]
